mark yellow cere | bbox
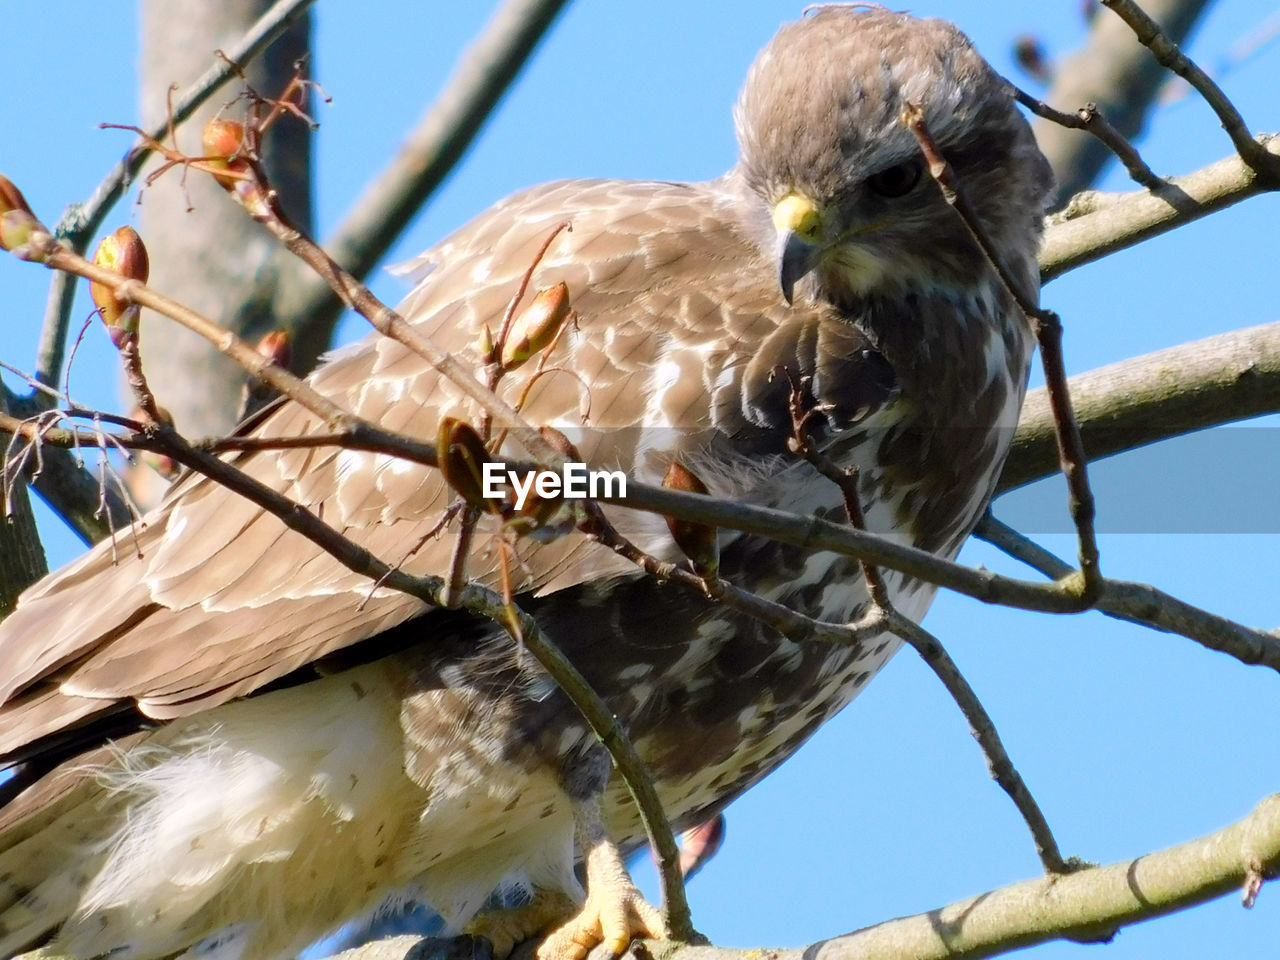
[771,191,822,244]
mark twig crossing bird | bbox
[0,7,1051,960]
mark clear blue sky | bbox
[2,2,1278,957]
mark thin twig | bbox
[582,500,886,648]
[902,103,1102,604]
[1032,0,1211,206]
[1100,0,1280,184]
[181,122,566,468]
[1162,8,1280,108]
[773,374,1069,874]
[887,611,1073,875]
[40,243,439,463]
[1012,86,1164,192]
[33,0,316,392]
[778,366,892,609]
[116,338,163,427]
[976,513,1280,675]
[443,221,572,609]
[271,0,573,353]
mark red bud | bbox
[0,174,50,258]
[255,329,292,368]
[437,417,499,513]
[91,226,150,338]
[201,118,251,190]
[0,174,33,217]
[501,282,571,369]
[662,460,719,577]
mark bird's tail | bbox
[0,749,123,958]
[0,665,418,960]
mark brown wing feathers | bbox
[0,179,804,767]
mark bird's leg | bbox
[537,750,668,960]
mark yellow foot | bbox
[536,881,667,960]
[465,891,578,959]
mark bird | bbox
[0,6,1053,960]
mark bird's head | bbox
[733,4,1053,305]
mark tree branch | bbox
[782,378,1069,876]
[272,0,573,372]
[1013,87,1163,192]
[33,0,316,395]
[1039,134,1280,281]
[999,320,1280,492]
[318,792,1280,960]
[1034,0,1211,206]
[977,514,1280,674]
[887,612,1072,875]
[1101,0,1280,183]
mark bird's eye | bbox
[866,160,922,198]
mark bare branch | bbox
[1013,87,1163,192]
[167,115,567,466]
[647,793,1280,960]
[1040,134,1280,281]
[272,0,573,370]
[1035,0,1211,205]
[1000,321,1280,493]
[886,612,1072,875]
[903,104,1101,602]
[976,514,1280,674]
[1101,0,1280,183]
[580,490,887,647]
[213,785,1280,960]
[33,0,316,394]
[779,372,1068,875]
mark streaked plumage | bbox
[0,8,1052,960]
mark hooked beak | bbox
[772,192,823,305]
[777,230,820,305]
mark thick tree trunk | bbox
[0,396,47,616]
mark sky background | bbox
[2,1,1279,957]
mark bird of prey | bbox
[0,7,1053,960]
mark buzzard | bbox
[0,7,1053,960]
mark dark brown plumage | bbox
[0,8,1052,960]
